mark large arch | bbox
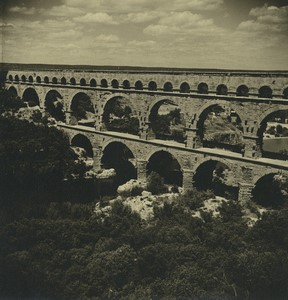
[148,98,185,143]
[193,158,238,197]
[252,172,287,207]
[44,90,65,122]
[71,134,94,158]
[8,86,18,97]
[195,103,244,153]
[102,95,139,135]
[70,92,95,124]
[146,150,183,186]
[101,141,137,185]
[22,88,40,107]
[257,107,288,159]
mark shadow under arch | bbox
[22,87,40,107]
[71,133,94,158]
[193,158,238,198]
[101,141,137,186]
[196,103,244,153]
[252,172,286,208]
[8,86,18,97]
[102,95,140,135]
[45,89,65,122]
[70,92,95,125]
[256,107,288,160]
[146,150,183,186]
[148,98,185,143]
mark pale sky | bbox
[1,0,288,70]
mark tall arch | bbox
[148,81,157,91]
[102,96,139,135]
[193,159,238,197]
[71,134,94,158]
[180,82,190,93]
[70,92,95,122]
[45,90,65,122]
[259,86,272,98]
[163,82,173,92]
[135,80,143,90]
[236,85,249,97]
[101,141,136,185]
[146,150,183,186]
[22,88,40,107]
[198,82,208,94]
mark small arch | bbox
[21,75,26,82]
[61,77,67,85]
[22,88,40,107]
[28,76,33,83]
[52,77,58,84]
[90,79,96,87]
[180,82,190,93]
[36,76,41,83]
[70,77,76,85]
[146,150,183,186]
[15,75,19,82]
[259,86,272,98]
[44,76,49,84]
[101,79,108,88]
[80,78,86,86]
[236,85,249,97]
[283,87,288,99]
[71,134,94,158]
[8,75,13,81]
[198,82,208,94]
[122,80,130,89]
[216,84,228,95]
[135,80,143,90]
[111,79,119,89]
[163,82,173,92]
[148,81,157,91]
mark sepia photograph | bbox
[0,0,288,299]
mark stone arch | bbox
[80,78,86,86]
[44,89,65,122]
[163,81,173,92]
[252,172,286,207]
[70,77,76,85]
[148,81,157,91]
[179,82,190,93]
[44,76,49,84]
[197,82,208,94]
[90,79,96,87]
[102,94,140,135]
[71,133,94,158]
[216,84,228,95]
[146,149,183,186]
[28,75,33,83]
[192,157,238,197]
[52,77,58,84]
[70,92,95,122]
[8,74,13,81]
[135,80,143,90]
[8,86,18,97]
[259,85,273,98]
[147,97,185,142]
[36,76,41,83]
[22,87,40,106]
[122,79,130,89]
[236,85,249,97]
[101,140,137,185]
[21,75,26,82]
[61,77,67,85]
[282,86,288,99]
[111,79,119,89]
[101,79,108,88]
[15,75,19,82]
[196,102,244,152]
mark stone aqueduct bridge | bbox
[5,68,288,203]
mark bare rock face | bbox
[117,179,145,197]
[96,168,116,179]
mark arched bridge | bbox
[5,68,288,203]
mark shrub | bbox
[146,172,168,195]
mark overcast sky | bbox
[1,0,288,70]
